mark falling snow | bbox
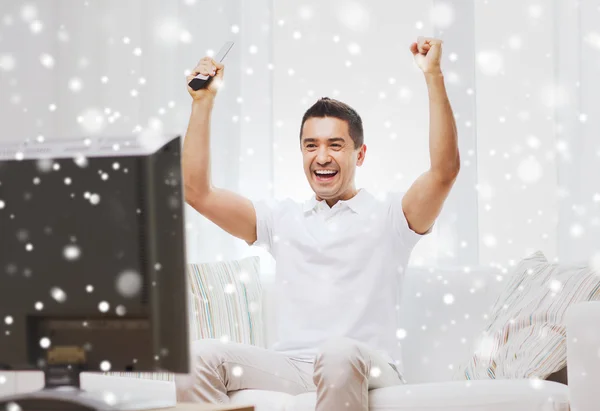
[477,51,504,76]
[517,156,543,184]
[116,305,127,316]
[98,301,110,312]
[50,287,67,303]
[443,294,455,305]
[116,270,143,297]
[0,53,16,72]
[84,193,100,205]
[429,2,455,29]
[100,361,111,371]
[370,367,381,378]
[337,2,370,32]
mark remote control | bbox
[188,41,234,91]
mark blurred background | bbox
[1,0,599,274]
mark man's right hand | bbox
[186,56,225,101]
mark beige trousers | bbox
[174,337,404,411]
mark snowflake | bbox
[68,77,83,92]
[570,224,584,238]
[508,35,522,50]
[30,20,43,34]
[517,156,543,184]
[180,30,192,43]
[89,193,101,205]
[338,2,370,32]
[483,234,497,248]
[429,2,455,29]
[98,301,110,313]
[20,4,38,22]
[541,84,570,108]
[297,5,313,20]
[116,305,126,316]
[477,51,504,76]
[347,43,361,55]
[529,4,543,19]
[78,108,105,133]
[584,32,600,50]
[443,294,455,305]
[100,361,111,372]
[116,270,142,297]
[0,54,16,72]
[40,53,55,68]
[63,244,81,261]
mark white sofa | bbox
[1,265,598,411]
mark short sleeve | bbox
[249,198,279,257]
[388,191,433,249]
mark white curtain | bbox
[470,0,600,268]
[2,0,598,271]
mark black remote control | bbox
[188,41,234,91]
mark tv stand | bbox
[0,366,174,411]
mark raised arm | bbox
[402,37,460,235]
[182,57,258,245]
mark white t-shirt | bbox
[251,188,431,369]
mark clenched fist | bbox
[410,36,443,74]
[186,56,225,101]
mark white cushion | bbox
[187,256,265,347]
[232,380,569,411]
[457,250,600,380]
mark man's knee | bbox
[313,337,367,389]
[188,338,229,367]
[175,339,229,391]
[316,337,364,366]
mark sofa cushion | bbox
[187,256,265,347]
[231,380,568,411]
[456,250,600,381]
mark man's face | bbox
[300,117,366,201]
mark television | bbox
[0,134,189,410]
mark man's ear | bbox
[356,144,367,166]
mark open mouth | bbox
[313,170,338,182]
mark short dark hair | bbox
[299,97,364,149]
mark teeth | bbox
[315,170,336,175]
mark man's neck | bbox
[317,187,360,208]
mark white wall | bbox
[473,0,559,268]
[472,0,600,268]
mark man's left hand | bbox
[410,36,443,74]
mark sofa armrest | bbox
[566,301,600,411]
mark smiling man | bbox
[178,36,460,411]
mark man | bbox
[177,36,459,410]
